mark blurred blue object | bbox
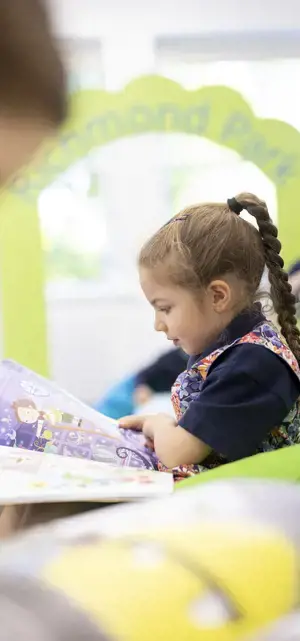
[289,260,300,276]
[93,376,136,420]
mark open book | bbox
[0,360,173,502]
[0,446,173,503]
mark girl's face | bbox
[139,268,234,355]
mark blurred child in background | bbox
[94,348,188,419]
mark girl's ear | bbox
[207,280,232,313]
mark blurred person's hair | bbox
[0,0,67,124]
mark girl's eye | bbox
[159,307,171,314]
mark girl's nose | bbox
[154,316,167,333]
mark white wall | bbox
[48,0,300,37]
[41,0,300,402]
[48,297,168,401]
[48,0,300,90]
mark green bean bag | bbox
[177,445,300,490]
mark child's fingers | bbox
[145,437,154,450]
[119,415,146,430]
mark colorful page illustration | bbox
[0,446,173,504]
[0,360,158,470]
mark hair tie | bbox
[227,197,243,215]
[163,213,189,228]
[174,214,189,222]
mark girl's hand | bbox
[119,413,176,440]
[142,414,177,441]
[119,415,154,450]
[119,415,149,431]
[120,413,210,468]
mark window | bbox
[59,38,104,91]
[38,157,107,298]
[38,39,107,296]
[155,32,300,225]
[156,32,300,128]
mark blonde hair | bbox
[139,192,300,363]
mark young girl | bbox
[120,193,300,476]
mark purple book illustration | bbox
[0,360,158,470]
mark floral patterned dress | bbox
[158,322,300,481]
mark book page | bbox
[0,446,173,504]
[0,360,158,470]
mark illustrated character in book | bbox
[46,408,119,441]
[62,412,83,428]
[46,409,83,428]
[12,399,47,450]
